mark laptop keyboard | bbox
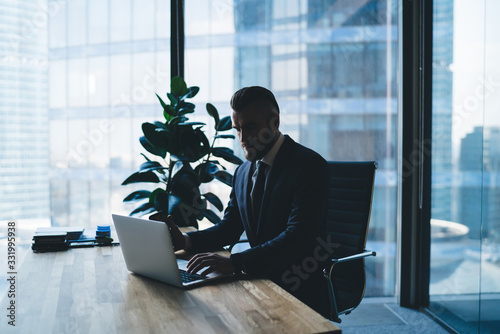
[179,269,206,283]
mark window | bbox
[0,0,399,300]
[185,0,399,297]
[429,0,500,332]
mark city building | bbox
[0,0,50,222]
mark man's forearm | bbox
[182,233,192,251]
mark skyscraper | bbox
[431,0,454,222]
[0,0,50,221]
[459,126,500,240]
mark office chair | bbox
[324,161,377,323]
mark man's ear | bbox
[270,114,280,132]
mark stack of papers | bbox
[32,226,85,253]
[34,226,85,241]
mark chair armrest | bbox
[331,250,376,264]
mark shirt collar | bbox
[260,133,285,167]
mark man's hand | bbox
[149,212,185,251]
[187,253,235,276]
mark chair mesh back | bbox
[327,161,376,314]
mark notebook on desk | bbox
[111,214,230,288]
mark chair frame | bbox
[323,161,377,323]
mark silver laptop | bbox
[112,214,229,288]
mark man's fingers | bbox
[149,211,167,222]
[186,253,235,275]
[150,213,178,234]
[187,253,222,274]
[187,253,211,273]
[199,266,217,276]
[187,253,207,266]
[164,215,176,228]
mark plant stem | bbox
[200,133,218,179]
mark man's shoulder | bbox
[283,135,327,166]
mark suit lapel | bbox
[237,161,256,240]
[255,136,293,237]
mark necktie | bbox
[251,161,268,221]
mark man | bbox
[151,86,330,316]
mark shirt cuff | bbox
[230,253,244,274]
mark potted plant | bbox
[121,76,243,228]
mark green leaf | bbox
[154,193,181,213]
[170,160,185,176]
[172,126,210,162]
[214,134,235,139]
[130,202,155,216]
[194,165,213,183]
[123,190,151,202]
[211,147,244,165]
[202,209,221,224]
[167,93,178,105]
[171,165,202,204]
[178,108,195,116]
[217,116,233,131]
[178,121,205,126]
[139,161,167,172]
[156,93,170,111]
[149,187,166,204]
[194,162,219,183]
[181,86,200,100]
[203,192,223,212]
[206,103,220,129]
[177,102,196,116]
[209,159,227,170]
[171,76,187,96]
[122,171,160,185]
[169,202,198,228]
[163,106,175,121]
[153,121,168,130]
[168,116,189,125]
[214,170,233,186]
[153,191,169,211]
[142,123,171,158]
[140,136,166,159]
[141,153,151,162]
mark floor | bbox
[337,297,450,334]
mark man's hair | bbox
[230,86,280,114]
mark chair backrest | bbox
[326,161,377,314]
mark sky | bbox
[452,0,500,158]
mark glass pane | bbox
[480,0,500,331]
[49,0,67,49]
[88,56,109,106]
[133,0,155,41]
[67,0,87,47]
[156,0,171,39]
[110,0,131,42]
[185,0,400,297]
[68,58,88,107]
[89,0,109,45]
[0,0,170,297]
[430,0,500,332]
[131,53,156,105]
[49,60,67,108]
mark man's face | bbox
[231,102,279,161]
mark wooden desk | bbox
[1,245,340,333]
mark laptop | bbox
[111,214,230,288]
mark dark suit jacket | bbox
[187,135,329,315]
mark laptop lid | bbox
[112,214,185,287]
[112,214,228,288]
